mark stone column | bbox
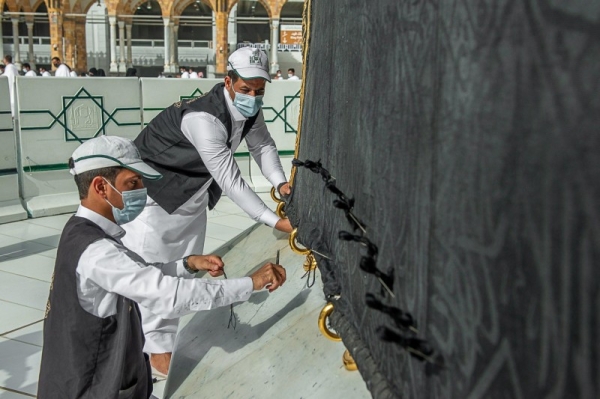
[48,9,63,63]
[108,16,118,73]
[227,4,237,52]
[63,18,76,70]
[0,14,4,60]
[169,21,176,70]
[172,23,179,71]
[11,18,21,67]
[27,22,35,67]
[126,23,133,67]
[75,20,87,72]
[163,17,171,73]
[270,18,280,74]
[215,11,228,75]
[118,20,126,73]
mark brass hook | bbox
[303,253,317,272]
[289,228,311,256]
[270,186,284,204]
[343,350,358,371]
[318,302,341,342]
[276,201,287,219]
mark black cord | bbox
[293,158,441,365]
[222,270,237,329]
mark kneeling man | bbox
[37,136,286,399]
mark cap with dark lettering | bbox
[227,47,271,82]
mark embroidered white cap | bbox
[70,135,162,180]
[227,47,271,82]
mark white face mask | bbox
[288,73,292,78]
[103,178,148,225]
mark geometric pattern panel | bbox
[21,87,140,143]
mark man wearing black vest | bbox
[123,47,293,375]
[38,136,287,398]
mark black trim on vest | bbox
[134,82,259,214]
[38,216,151,399]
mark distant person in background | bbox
[198,71,204,78]
[52,57,71,77]
[22,63,37,77]
[88,67,98,77]
[180,67,189,78]
[287,68,300,80]
[3,55,19,115]
[189,68,198,79]
[126,68,138,77]
[97,69,106,77]
[39,66,51,77]
[273,70,284,80]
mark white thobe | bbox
[55,64,71,77]
[122,86,286,353]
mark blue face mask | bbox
[103,178,147,225]
[233,90,264,118]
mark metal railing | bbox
[2,36,51,45]
[131,39,211,48]
[236,42,302,52]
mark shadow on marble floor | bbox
[165,289,311,396]
[0,236,60,262]
[0,331,42,397]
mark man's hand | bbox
[274,218,293,233]
[250,262,286,292]
[188,255,224,277]
[278,182,291,196]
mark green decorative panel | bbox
[21,87,140,144]
[262,90,301,133]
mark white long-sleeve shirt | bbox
[75,206,253,319]
[54,64,70,77]
[180,87,286,227]
[123,87,286,258]
[25,70,37,77]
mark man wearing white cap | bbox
[125,46,293,375]
[37,136,287,398]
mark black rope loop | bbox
[366,294,415,331]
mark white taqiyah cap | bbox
[70,135,162,180]
[227,47,271,82]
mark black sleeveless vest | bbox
[134,83,259,214]
[38,216,152,399]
